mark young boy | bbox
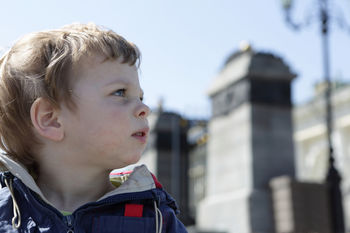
[0,23,188,233]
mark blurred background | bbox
[2,0,350,232]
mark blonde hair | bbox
[0,23,140,173]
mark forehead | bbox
[71,54,140,87]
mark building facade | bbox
[294,82,350,231]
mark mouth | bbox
[131,127,149,143]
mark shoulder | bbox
[0,172,14,206]
[0,173,12,204]
[153,189,179,214]
[0,177,14,225]
[156,192,188,233]
[151,188,188,232]
[0,185,12,206]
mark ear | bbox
[30,98,64,142]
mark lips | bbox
[132,131,146,137]
[131,127,149,143]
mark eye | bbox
[113,88,126,97]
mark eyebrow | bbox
[103,80,131,87]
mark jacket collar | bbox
[98,165,156,201]
[0,153,156,204]
[0,153,49,202]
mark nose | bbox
[135,102,150,119]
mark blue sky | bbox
[1,0,350,118]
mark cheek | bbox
[109,107,132,127]
[70,103,131,142]
[90,110,130,142]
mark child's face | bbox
[59,55,150,170]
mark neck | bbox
[36,157,115,212]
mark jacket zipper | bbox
[64,215,74,233]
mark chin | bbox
[129,156,142,165]
[122,154,142,167]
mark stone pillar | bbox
[270,176,332,233]
[197,48,296,233]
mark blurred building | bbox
[137,47,350,233]
[294,81,350,231]
[186,120,208,220]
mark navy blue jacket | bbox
[0,155,188,233]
